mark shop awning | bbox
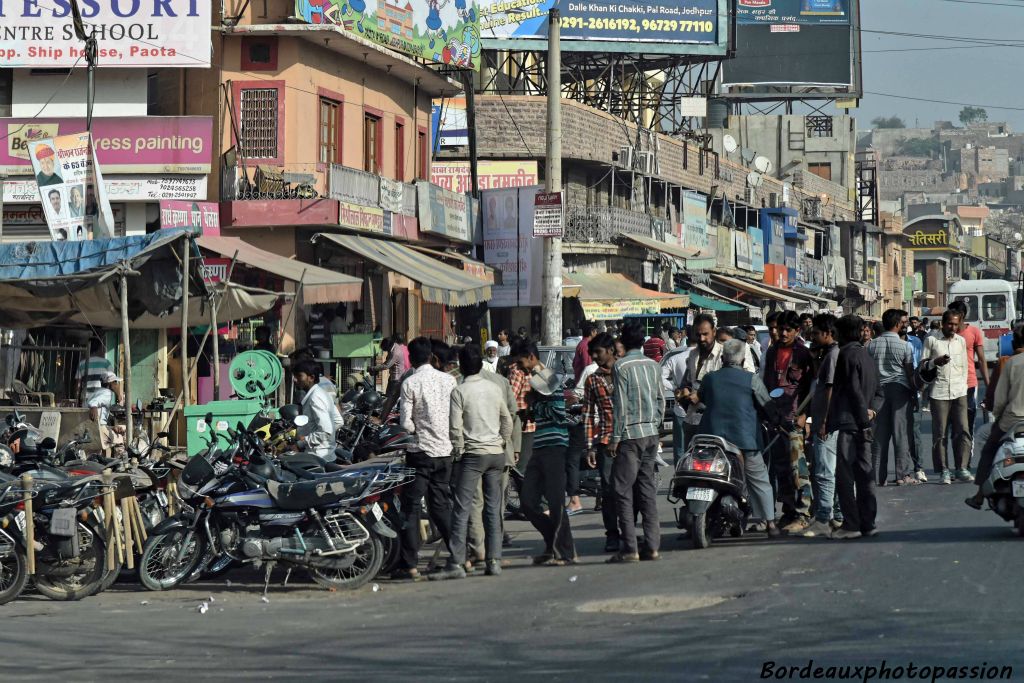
[711,273,803,305]
[751,278,831,307]
[564,272,688,320]
[848,279,878,303]
[562,277,582,298]
[312,233,491,307]
[682,281,761,314]
[408,245,498,285]
[196,235,362,304]
[618,233,717,270]
[683,290,748,312]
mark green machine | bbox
[183,350,283,456]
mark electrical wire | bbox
[0,54,84,143]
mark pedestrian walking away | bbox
[608,320,665,563]
[392,337,458,581]
[828,314,884,539]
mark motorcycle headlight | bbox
[0,444,13,468]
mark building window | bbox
[319,97,341,164]
[363,113,381,174]
[808,162,832,181]
[240,37,278,71]
[0,70,11,117]
[395,121,405,181]
[239,87,281,160]
[417,129,428,180]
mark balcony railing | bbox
[225,165,324,201]
[329,164,417,215]
[563,204,663,244]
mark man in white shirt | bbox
[393,337,458,580]
[661,338,694,464]
[293,360,342,462]
[482,340,500,373]
[920,310,971,485]
[88,371,122,455]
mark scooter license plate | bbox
[1012,480,1024,498]
[14,511,25,533]
[686,487,715,502]
[155,490,169,507]
[371,502,383,521]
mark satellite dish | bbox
[746,171,763,188]
[740,148,756,164]
[754,156,773,174]
[820,193,831,207]
[723,135,738,153]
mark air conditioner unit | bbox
[743,186,755,204]
[769,192,779,208]
[636,151,655,175]
[614,145,634,169]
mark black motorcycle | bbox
[668,434,750,549]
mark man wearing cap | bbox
[34,144,63,187]
[88,372,121,455]
[482,340,500,373]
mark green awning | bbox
[682,290,747,312]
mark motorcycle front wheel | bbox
[34,523,107,601]
[0,548,28,605]
[139,527,206,591]
[690,512,711,549]
[308,536,383,590]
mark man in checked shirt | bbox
[583,333,621,553]
[508,340,542,473]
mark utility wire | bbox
[0,54,85,143]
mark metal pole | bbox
[210,295,220,400]
[541,9,563,346]
[180,239,191,408]
[120,270,133,440]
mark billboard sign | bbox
[681,191,709,253]
[416,181,471,242]
[160,201,220,234]
[736,0,850,25]
[1,117,213,175]
[431,99,468,149]
[0,5,211,68]
[482,186,544,308]
[479,0,729,55]
[294,0,481,69]
[431,160,539,194]
[27,133,115,241]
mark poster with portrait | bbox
[27,132,115,242]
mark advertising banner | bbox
[339,201,386,234]
[716,226,735,272]
[0,4,212,68]
[736,0,850,25]
[735,230,752,271]
[431,99,468,148]
[681,190,709,252]
[159,201,220,234]
[482,186,543,308]
[750,226,765,274]
[417,181,470,242]
[1,117,212,175]
[480,0,725,55]
[581,299,664,321]
[379,178,405,213]
[532,191,563,238]
[294,0,481,69]
[28,133,114,241]
[3,175,207,202]
[430,160,539,194]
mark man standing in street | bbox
[432,345,512,580]
[292,360,343,462]
[828,314,883,539]
[901,318,928,482]
[679,314,723,446]
[584,333,621,552]
[607,320,665,563]
[802,314,844,538]
[509,340,541,474]
[572,322,597,383]
[662,331,695,464]
[392,337,458,581]
[948,299,989,452]
[920,310,972,485]
[643,326,667,362]
[762,311,815,533]
[866,309,916,486]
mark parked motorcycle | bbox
[978,420,1024,536]
[669,434,750,549]
[138,416,413,592]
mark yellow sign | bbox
[338,201,384,233]
[430,160,539,195]
[835,98,859,109]
[581,299,663,320]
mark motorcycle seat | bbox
[264,474,372,511]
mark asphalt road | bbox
[3,443,1022,681]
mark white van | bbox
[948,279,1017,362]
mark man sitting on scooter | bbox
[696,340,781,537]
[966,324,1024,510]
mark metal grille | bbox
[563,205,658,244]
[239,88,279,159]
[806,115,834,138]
[322,511,371,549]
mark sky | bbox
[857,0,1024,131]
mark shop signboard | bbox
[1,117,213,175]
[734,230,752,271]
[532,191,563,238]
[339,201,386,234]
[417,181,470,242]
[682,190,709,252]
[0,3,212,68]
[736,0,850,25]
[749,226,765,274]
[482,186,544,307]
[430,160,539,193]
[2,175,207,202]
[581,299,664,321]
[716,226,735,272]
[294,0,481,69]
[160,201,220,234]
[27,132,114,241]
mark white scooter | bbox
[979,420,1024,537]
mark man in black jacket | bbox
[827,314,885,540]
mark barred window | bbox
[240,87,279,159]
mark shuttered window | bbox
[239,87,279,160]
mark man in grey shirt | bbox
[432,344,512,580]
[866,309,916,486]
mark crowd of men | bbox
[286,302,1023,580]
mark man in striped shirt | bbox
[75,337,118,405]
[608,320,665,563]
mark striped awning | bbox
[711,273,803,305]
[196,235,362,304]
[618,233,718,270]
[564,272,688,320]
[313,233,491,307]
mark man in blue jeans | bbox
[803,313,844,538]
